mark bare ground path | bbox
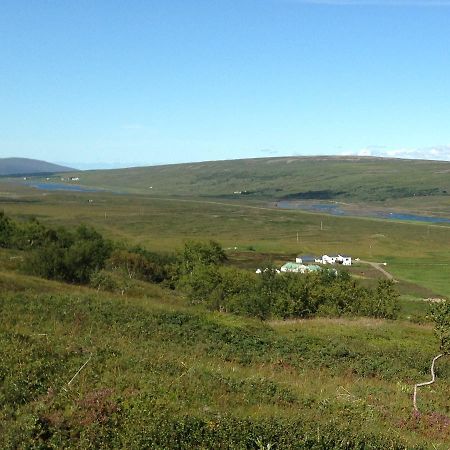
[359,260,397,281]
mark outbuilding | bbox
[295,255,317,264]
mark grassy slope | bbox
[56,156,450,209]
[0,181,449,447]
[1,272,449,448]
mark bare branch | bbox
[413,353,443,412]
[64,355,92,390]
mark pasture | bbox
[0,177,449,448]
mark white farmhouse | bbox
[321,254,352,266]
[322,255,338,264]
[337,254,352,266]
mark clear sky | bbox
[1,0,450,168]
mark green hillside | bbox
[1,270,450,449]
[1,179,449,448]
[61,156,450,204]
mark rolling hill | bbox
[0,157,74,176]
[60,156,450,204]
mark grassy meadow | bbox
[1,276,450,448]
[1,166,450,448]
[1,185,448,298]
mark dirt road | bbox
[359,260,396,281]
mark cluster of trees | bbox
[0,212,400,320]
[177,241,400,320]
[0,213,173,286]
[0,212,112,283]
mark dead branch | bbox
[64,355,92,390]
[413,353,443,412]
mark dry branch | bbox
[413,353,443,412]
[64,355,92,390]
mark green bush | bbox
[24,225,112,284]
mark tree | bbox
[24,224,111,284]
[431,301,450,354]
[178,240,226,275]
[179,264,222,305]
[0,211,16,248]
[363,279,399,319]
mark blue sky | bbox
[1,0,450,168]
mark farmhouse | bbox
[322,254,338,264]
[295,255,316,264]
[337,254,352,266]
[321,254,352,266]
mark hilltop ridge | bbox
[59,155,450,203]
[0,157,74,176]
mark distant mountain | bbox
[0,158,75,176]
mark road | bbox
[359,260,396,281]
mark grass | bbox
[1,278,450,448]
[35,155,450,206]
[0,168,449,447]
[1,186,448,297]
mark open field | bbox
[1,183,448,298]
[0,172,449,447]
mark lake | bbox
[28,182,102,193]
[276,201,450,224]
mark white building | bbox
[322,255,338,264]
[321,254,352,266]
[337,255,352,266]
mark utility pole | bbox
[320,221,323,231]
[297,232,299,243]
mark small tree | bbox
[431,301,450,355]
[364,279,400,319]
[178,240,226,275]
[0,211,16,248]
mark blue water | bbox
[277,201,450,224]
[28,182,101,193]
[379,212,450,224]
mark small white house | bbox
[337,255,352,266]
[322,255,338,265]
[321,254,352,266]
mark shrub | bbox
[24,225,112,284]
